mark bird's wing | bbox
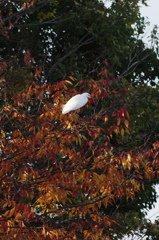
[62,95,82,114]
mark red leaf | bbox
[88,141,93,147]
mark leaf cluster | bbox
[1,0,159,239]
[0,73,159,239]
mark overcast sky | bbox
[140,0,159,45]
[140,0,159,27]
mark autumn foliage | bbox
[0,68,159,239]
[1,0,159,239]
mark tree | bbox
[0,68,159,239]
[1,0,159,239]
[1,0,159,84]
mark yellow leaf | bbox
[67,122,72,129]
[84,230,90,239]
[63,84,67,90]
[14,212,22,221]
[1,130,5,137]
[68,76,77,81]
[3,207,15,218]
[65,80,73,85]
[124,119,129,128]
[82,135,87,140]
[125,128,130,134]
[102,196,109,208]
[117,118,121,126]
[114,127,119,134]
[120,128,124,136]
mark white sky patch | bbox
[140,0,159,27]
[140,0,159,45]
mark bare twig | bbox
[120,51,152,78]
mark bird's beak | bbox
[90,96,96,99]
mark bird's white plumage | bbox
[62,92,92,114]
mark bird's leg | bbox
[73,111,78,123]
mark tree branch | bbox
[40,194,108,217]
[46,35,94,79]
[120,51,152,78]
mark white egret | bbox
[62,92,94,114]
